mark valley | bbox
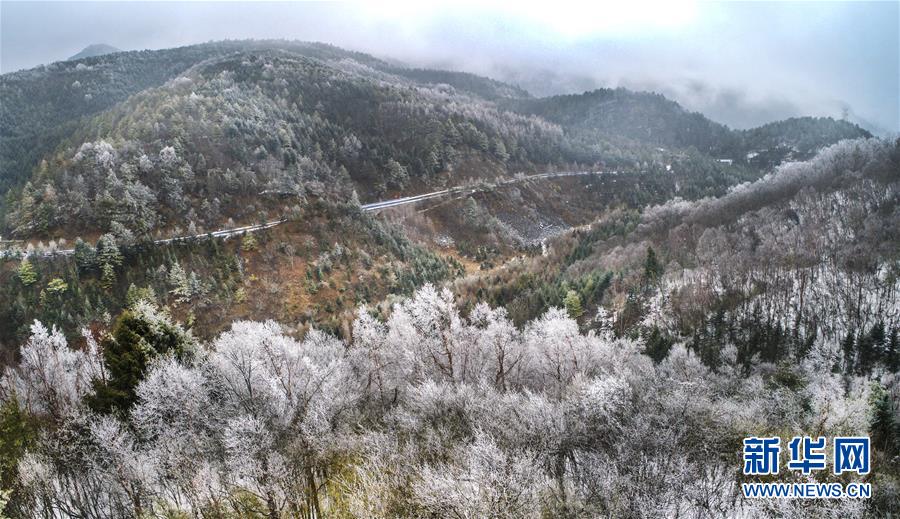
[0,34,897,518]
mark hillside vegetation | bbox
[0,39,896,518]
[2,40,868,240]
[0,39,874,361]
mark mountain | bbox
[506,88,740,155]
[506,89,870,168]
[0,40,874,352]
[2,137,898,519]
[1,39,898,518]
[67,43,121,61]
[739,116,873,167]
[0,41,393,208]
[2,41,869,240]
[458,137,900,332]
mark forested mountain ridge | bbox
[2,49,573,241]
[457,137,900,359]
[0,40,876,362]
[0,45,758,355]
[1,40,870,240]
[0,40,520,220]
[739,116,873,167]
[507,89,870,168]
[506,88,739,155]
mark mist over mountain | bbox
[496,69,863,131]
[2,2,897,133]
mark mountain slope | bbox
[739,116,872,167]
[2,40,870,233]
[507,89,871,166]
[456,137,900,343]
[3,49,577,240]
[506,88,741,156]
[2,40,529,218]
[0,40,878,353]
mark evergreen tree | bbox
[96,234,123,268]
[869,383,899,458]
[241,233,258,252]
[16,258,37,286]
[73,238,98,273]
[96,234,122,290]
[100,263,116,292]
[870,321,886,354]
[475,130,490,152]
[643,326,674,363]
[385,159,409,190]
[857,333,876,375]
[87,303,193,414]
[168,262,191,302]
[563,290,583,319]
[643,246,664,285]
[45,278,68,294]
[887,328,900,373]
[426,147,442,173]
[842,330,856,375]
[492,137,509,162]
[0,399,35,490]
[125,284,157,308]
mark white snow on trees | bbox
[0,284,877,517]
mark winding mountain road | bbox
[21,170,606,258]
[360,170,606,212]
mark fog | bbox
[1,1,897,133]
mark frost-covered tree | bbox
[0,283,890,517]
[1,323,102,420]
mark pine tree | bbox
[45,278,68,294]
[241,233,258,252]
[492,137,509,162]
[869,383,899,457]
[73,238,97,273]
[857,333,876,375]
[643,246,664,285]
[87,303,193,414]
[96,234,122,290]
[168,262,191,302]
[125,284,157,308]
[100,263,116,291]
[842,329,856,375]
[426,147,441,173]
[96,234,123,268]
[563,290,583,318]
[17,258,37,286]
[385,159,409,189]
[870,321,886,353]
[475,130,490,152]
[886,328,899,373]
[644,326,674,363]
[0,399,35,490]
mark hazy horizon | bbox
[1,1,898,133]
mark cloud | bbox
[1,1,896,133]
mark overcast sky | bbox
[1,1,898,133]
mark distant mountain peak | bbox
[68,43,120,61]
